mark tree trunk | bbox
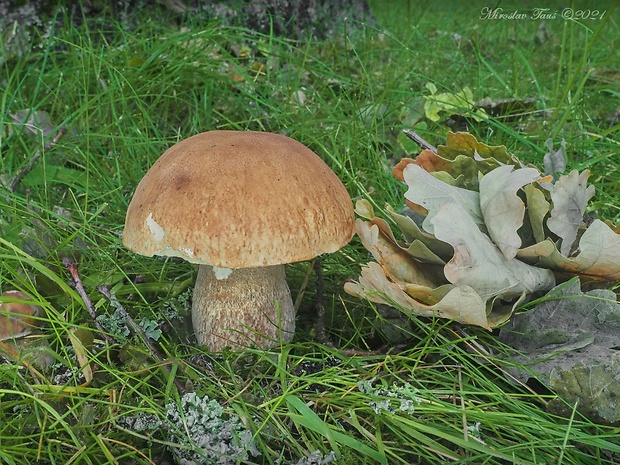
[198,0,376,40]
[2,0,376,41]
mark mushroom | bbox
[122,130,354,350]
[0,290,43,341]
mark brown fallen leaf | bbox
[344,261,492,329]
[392,157,415,182]
[544,169,595,256]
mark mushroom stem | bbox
[192,264,295,350]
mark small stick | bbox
[97,285,163,361]
[9,127,68,193]
[63,257,115,344]
[337,344,406,357]
[403,129,437,154]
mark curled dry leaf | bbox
[403,163,483,228]
[518,219,620,281]
[428,202,555,303]
[544,169,595,256]
[523,183,551,244]
[393,152,449,180]
[346,197,540,329]
[385,205,452,264]
[352,211,443,287]
[391,158,427,215]
[478,164,541,259]
[435,131,521,177]
[348,131,620,332]
[344,262,491,328]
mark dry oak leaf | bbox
[392,152,450,181]
[403,163,484,229]
[428,202,556,303]
[518,219,620,282]
[436,132,519,172]
[403,162,555,314]
[354,218,438,288]
[543,169,595,256]
[479,164,542,259]
[346,201,491,327]
[352,201,447,285]
[523,183,551,244]
[384,204,453,263]
[499,279,620,424]
[344,261,491,328]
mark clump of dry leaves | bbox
[345,132,620,329]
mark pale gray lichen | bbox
[288,450,336,465]
[166,392,261,465]
[117,412,162,432]
[357,378,420,415]
[96,308,162,343]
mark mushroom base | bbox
[192,264,295,350]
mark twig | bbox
[97,284,186,394]
[63,257,116,344]
[313,259,330,345]
[403,129,437,154]
[64,260,185,393]
[337,344,409,357]
[9,126,68,193]
[97,285,163,361]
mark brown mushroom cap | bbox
[123,130,354,268]
[0,290,43,340]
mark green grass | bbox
[1,1,620,463]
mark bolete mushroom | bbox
[123,130,354,350]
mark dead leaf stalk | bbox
[403,129,437,154]
[63,257,116,344]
